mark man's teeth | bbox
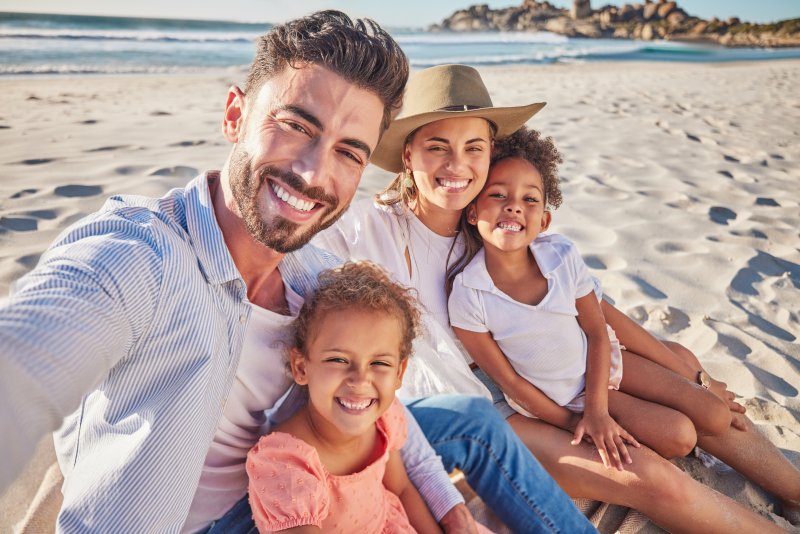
[338,398,374,411]
[498,222,522,232]
[439,178,468,189]
[271,183,315,212]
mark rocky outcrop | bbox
[430,0,800,48]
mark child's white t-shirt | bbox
[448,233,596,406]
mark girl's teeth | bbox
[499,222,522,231]
[338,398,373,410]
[271,183,315,212]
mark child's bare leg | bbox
[507,415,783,533]
[697,418,800,521]
[605,389,696,459]
[618,350,732,436]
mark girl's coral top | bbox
[246,399,415,533]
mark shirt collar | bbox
[183,172,242,286]
[459,235,563,291]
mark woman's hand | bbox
[708,377,747,431]
[571,411,640,470]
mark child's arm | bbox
[453,327,581,431]
[383,449,444,534]
[276,527,321,533]
[575,293,640,470]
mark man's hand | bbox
[440,503,478,534]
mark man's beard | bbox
[228,150,345,253]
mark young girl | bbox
[246,261,492,534]
[446,127,798,498]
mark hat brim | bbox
[371,102,546,173]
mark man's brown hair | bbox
[245,10,409,133]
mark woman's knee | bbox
[693,394,731,437]
[651,414,697,459]
[630,452,694,508]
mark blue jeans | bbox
[406,395,596,534]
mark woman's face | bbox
[403,117,492,214]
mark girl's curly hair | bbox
[293,261,421,360]
[491,126,563,209]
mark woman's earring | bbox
[403,169,414,189]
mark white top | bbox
[313,198,490,400]
[448,234,597,407]
[182,285,303,533]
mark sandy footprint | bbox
[169,140,206,147]
[709,206,737,226]
[583,254,627,271]
[627,304,691,335]
[85,145,130,153]
[149,166,199,180]
[54,185,104,198]
[652,240,710,255]
[9,188,38,200]
[0,216,38,232]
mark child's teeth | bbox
[499,222,522,231]
[339,398,372,410]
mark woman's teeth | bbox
[271,182,315,212]
[438,178,469,189]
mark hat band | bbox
[439,104,484,112]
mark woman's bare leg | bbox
[507,414,783,533]
[697,419,800,520]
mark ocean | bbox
[2,11,800,75]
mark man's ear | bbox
[395,357,409,390]
[223,86,246,144]
[541,210,552,232]
[289,348,309,385]
[466,204,478,225]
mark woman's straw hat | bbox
[371,64,546,173]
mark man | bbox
[0,11,594,533]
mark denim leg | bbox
[406,395,596,534]
[202,494,257,534]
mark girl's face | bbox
[403,117,492,214]
[468,157,552,254]
[290,308,408,439]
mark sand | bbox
[0,60,798,532]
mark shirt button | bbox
[235,280,243,290]
[239,314,246,324]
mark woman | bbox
[313,64,795,532]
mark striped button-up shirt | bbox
[0,174,460,532]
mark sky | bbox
[1,0,797,27]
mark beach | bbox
[0,59,798,531]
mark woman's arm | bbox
[575,293,640,470]
[384,449,444,534]
[452,327,580,431]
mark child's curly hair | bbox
[293,261,421,360]
[491,126,563,210]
